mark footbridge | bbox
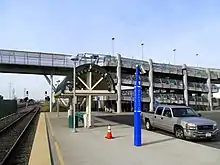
[0,49,119,121]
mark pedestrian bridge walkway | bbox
[0,49,112,75]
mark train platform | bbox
[28,112,51,165]
[39,112,220,165]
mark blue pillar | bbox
[134,65,142,147]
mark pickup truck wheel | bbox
[174,127,185,139]
[145,119,152,130]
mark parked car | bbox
[142,105,219,140]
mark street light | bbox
[173,49,176,65]
[139,64,146,74]
[196,53,199,67]
[141,43,144,61]
[112,37,115,56]
[70,55,79,133]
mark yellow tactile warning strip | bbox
[46,113,65,165]
[28,113,51,165]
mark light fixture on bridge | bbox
[139,65,146,74]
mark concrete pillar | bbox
[116,54,122,113]
[68,97,73,117]
[88,95,92,127]
[56,99,60,117]
[148,59,154,112]
[182,64,189,106]
[113,100,117,112]
[206,68,213,111]
[86,68,92,127]
[50,74,53,112]
[86,96,92,127]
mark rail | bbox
[0,106,40,165]
[0,111,27,131]
[0,49,73,68]
[0,49,112,68]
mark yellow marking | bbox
[46,113,65,165]
[54,141,65,165]
[28,113,51,165]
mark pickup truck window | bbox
[163,108,172,117]
[156,107,163,115]
[172,108,199,117]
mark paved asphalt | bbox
[98,112,220,150]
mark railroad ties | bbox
[0,106,40,165]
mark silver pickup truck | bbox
[142,105,219,139]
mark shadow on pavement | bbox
[142,137,175,146]
[94,123,121,128]
[112,135,126,139]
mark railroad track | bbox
[0,106,40,165]
[0,111,28,131]
[0,106,36,131]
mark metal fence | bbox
[0,49,74,68]
[0,50,114,68]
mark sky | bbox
[1,0,220,99]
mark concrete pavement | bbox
[46,112,220,165]
[98,111,220,149]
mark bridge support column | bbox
[148,59,154,112]
[182,64,189,106]
[206,68,213,111]
[50,74,53,112]
[86,95,92,127]
[85,68,93,127]
[116,54,122,113]
[56,99,60,117]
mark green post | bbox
[68,115,73,128]
[68,115,78,128]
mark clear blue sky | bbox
[0,0,220,99]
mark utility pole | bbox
[8,81,12,99]
[12,88,15,99]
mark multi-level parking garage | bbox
[55,53,220,113]
[0,48,218,113]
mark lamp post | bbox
[112,37,115,56]
[70,55,79,133]
[173,49,176,65]
[141,43,144,61]
[196,53,199,67]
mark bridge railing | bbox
[0,49,74,68]
[0,50,117,68]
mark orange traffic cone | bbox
[105,125,113,139]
